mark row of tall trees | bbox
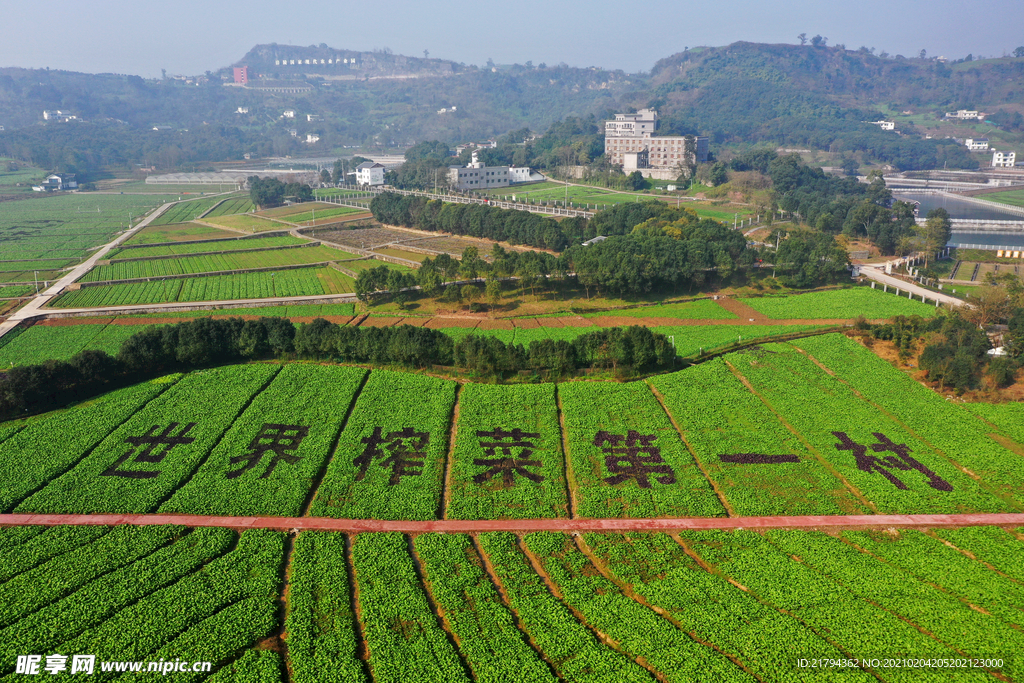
[247,176,312,209]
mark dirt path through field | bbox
[2,512,1021,532]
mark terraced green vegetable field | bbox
[50,266,357,307]
[310,370,457,520]
[82,245,360,282]
[0,323,160,367]
[108,235,307,259]
[741,287,939,319]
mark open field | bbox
[204,196,255,217]
[3,334,1023,518]
[2,329,1024,679]
[124,221,241,244]
[146,197,227,226]
[0,323,161,367]
[81,244,361,282]
[0,194,172,266]
[0,158,45,195]
[741,287,940,319]
[203,214,290,232]
[1,524,1019,682]
[980,188,1024,208]
[108,234,308,259]
[50,266,357,307]
[98,180,242,193]
[372,247,429,262]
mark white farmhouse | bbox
[355,161,386,186]
[993,151,1016,167]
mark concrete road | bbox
[858,265,965,308]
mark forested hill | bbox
[1,41,1022,176]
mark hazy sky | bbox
[4,0,1023,77]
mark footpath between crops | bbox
[1,512,1022,531]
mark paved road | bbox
[1,512,1020,532]
[858,265,965,308]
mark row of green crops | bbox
[148,197,227,226]
[108,234,306,260]
[3,526,1022,681]
[82,245,360,282]
[413,533,556,683]
[732,342,1008,514]
[0,323,162,367]
[0,376,178,512]
[310,371,457,520]
[51,266,357,307]
[650,324,830,357]
[161,364,367,517]
[350,532,470,683]
[16,364,279,514]
[205,197,256,218]
[37,528,282,682]
[793,334,1024,509]
[681,529,985,669]
[475,532,649,681]
[581,299,737,320]
[0,526,234,675]
[446,384,568,520]
[584,532,870,682]
[649,359,870,516]
[558,381,725,518]
[764,529,1024,678]
[740,287,939,320]
[277,206,363,224]
[524,531,753,683]
[285,532,367,683]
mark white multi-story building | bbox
[355,161,386,186]
[872,120,896,131]
[447,150,536,191]
[965,138,989,151]
[945,109,980,120]
[306,134,320,144]
[282,110,296,118]
[993,151,1016,167]
[604,109,709,177]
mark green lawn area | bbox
[126,222,241,244]
[204,214,290,233]
[0,158,45,194]
[581,299,737,320]
[741,287,940,319]
[980,189,1024,209]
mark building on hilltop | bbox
[604,108,708,180]
[993,151,1016,167]
[965,138,990,151]
[945,109,981,120]
[233,66,249,85]
[355,162,386,186]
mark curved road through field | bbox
[1,512,1021,532]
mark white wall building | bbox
[604,109,709,177]
[945,109,980,120]
[306,134,320,144]
[965,138,990,151]
[282,110,296,118]
[993,151,1016,167]
[355,161,386,186]
[508,166,533,184]
[236,106,250,114]
[446,151,535,191]
[872,120,896,130]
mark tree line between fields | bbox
[367,191,850,298]
[0,318,675,419]
[863,304,1024,393]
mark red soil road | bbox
[1,512,1022,532]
